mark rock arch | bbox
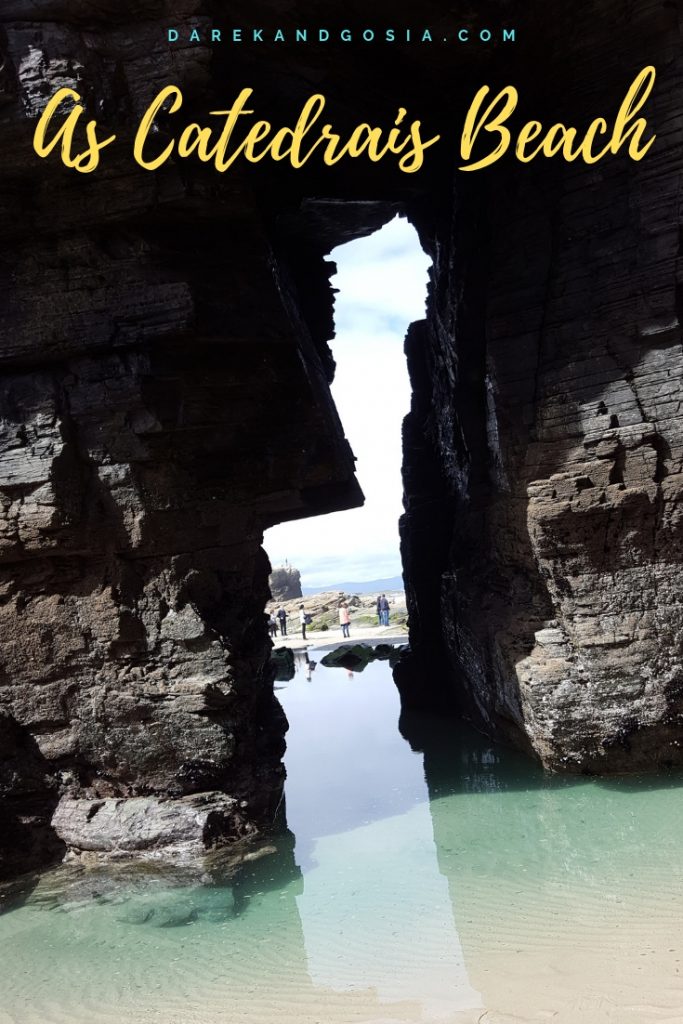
[0,1,682,874]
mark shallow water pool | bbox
[1,650,682,1023]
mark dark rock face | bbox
[0,1,367,875]
[269,566,303,602]
[398,5,683,770]
[270,646,295,682]
[0,0,681,877]
[0,712,65,878]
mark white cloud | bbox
[265,216,430,590]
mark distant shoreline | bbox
[302,576,404,595]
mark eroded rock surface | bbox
[398,3,683,770]
[0,0,682,881]
[52,792,245,859]
[0,0,370,875]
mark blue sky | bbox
[265,216,430,589]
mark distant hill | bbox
[302,575,404,595]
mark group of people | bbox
[268,604,313,639]
[268,606,288,637]
[376,593,391,626]
[269,594,392,641]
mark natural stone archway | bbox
[1,0,682,876]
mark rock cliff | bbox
[398,3,683,771]
[0,0,370,877]
[0,0,682,878]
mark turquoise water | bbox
[1,650,683,1023]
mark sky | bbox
[265,216,431,590]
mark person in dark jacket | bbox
[277,606,288,636]
[380,594,390,627]
[376,595,382,625]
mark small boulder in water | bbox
[321,643,408,672]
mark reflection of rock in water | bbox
[400,707,543,797]
[0,818,433,1024]
[402,707,683,1022]
[230,825,301,917]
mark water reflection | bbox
[293,648,317,682]
[1,652,683,1023]
[401,707,683,1022]
[0,828,425,1024]
[280,654,483,1018]
[283,653,683,1023]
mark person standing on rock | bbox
[269,611,278,638]
[380,594,390,627]
[339,602,351,638]
[277,606,287,636]
[376,595,382,625]
[299,604,308,641]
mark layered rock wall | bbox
[1,0,682,881]
[0,2,364,878]
[399,2,683,770]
